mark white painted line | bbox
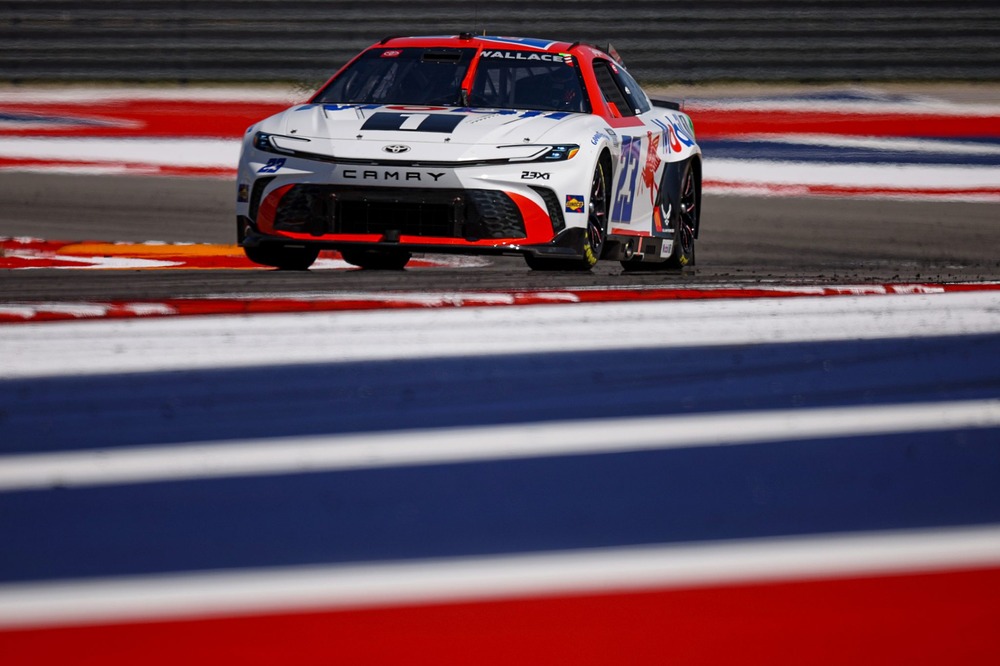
[1,291,998,379]
[0,524,998,629]
[1,400,997,491]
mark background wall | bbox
[2,0,998,85]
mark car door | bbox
[591,57,686,238]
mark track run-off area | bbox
[1,84,999,663]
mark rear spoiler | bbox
[650,97,683,111]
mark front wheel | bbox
[244,244,319,270]
[525,161,609,271]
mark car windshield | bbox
[314,47,476,106]
[314,46,588,113]
[469,52,587,113]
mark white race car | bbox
[236,34,702,271]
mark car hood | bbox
[264,103,588,161]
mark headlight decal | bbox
[253,132,275,152]
[502,144,580,163]
[542,145,580,161]
[253,132,313,156]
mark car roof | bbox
[374,35,579,54]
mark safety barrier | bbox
[2,1,998,83]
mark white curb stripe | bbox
[1,525,998,629]
[1,400,997,491]
[2,291,999,379]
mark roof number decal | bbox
[360,112,465,133]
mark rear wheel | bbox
[621,157,699,271]
[244,244,319,270]
[339,247,412,270]
[526,161,608,271]
[664,158,698,269]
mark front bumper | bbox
[242,173,577,253]
[239,215,590,261]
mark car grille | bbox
[270,185,526,240]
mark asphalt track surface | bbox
[1,171,998,301]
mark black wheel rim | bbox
[588,164,608,255]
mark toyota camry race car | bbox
[236,35,701,271]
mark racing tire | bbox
[621,157,699,271]
[525,161,609,271]
[244,243,319,270]
[340,247,412,270]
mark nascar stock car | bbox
[236,34,702,271]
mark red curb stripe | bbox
[4,284,1000,324]
[0,100,290,139]
[2,566,997,665]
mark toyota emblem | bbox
[383,144,411,154]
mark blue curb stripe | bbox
[1,427,998,583]
[2,334,999,454]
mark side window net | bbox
[616,67,651,114]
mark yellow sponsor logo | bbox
[565,195,585,213]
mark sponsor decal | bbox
[671,116,695,147]
[667,123,682,152]
[565,194,585,213]
[237,183,249,202]
[642,131,662,203]
[676,113,696,140]
[257,158,285,173]
[521,171,550,180]
[659,239,674,258]
[380,50,402,58]
[480,50,563,62]
[591,131,606,145]
[341,168,445,182]
[652,114,695,153]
